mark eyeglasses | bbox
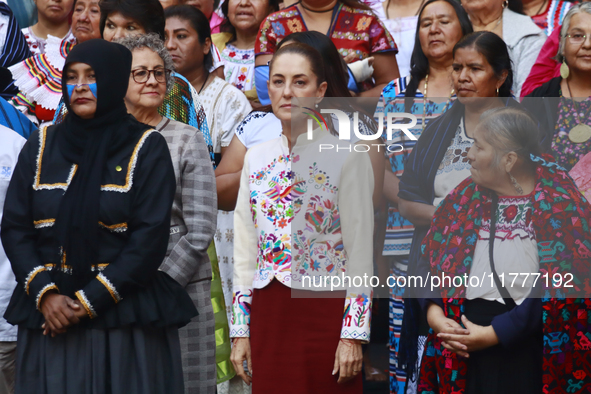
[131,68,171,84]
[566,33,590,45]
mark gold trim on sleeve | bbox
[25,266,46,295]
[98,221,128,233]
[36,283,59,310]
[75,290,97,319]
[96,273,122,303]
[33,219,55,229]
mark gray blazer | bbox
[502,8,547,98]
[156,117,217,286]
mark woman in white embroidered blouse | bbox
[212,0,281,104]
[229,42,377,393]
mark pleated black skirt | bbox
[464,299,542,394]
[15,325,185,394]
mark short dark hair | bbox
[453,31,514,97]
[164,5,214,71]
[100,0,166,41]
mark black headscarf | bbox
[54,39,150,283]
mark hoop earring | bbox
[508,172,523,194]
[560,60,570,79]
[503,0,509,8]
[496,87,499,96]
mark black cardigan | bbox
[522,76,562,152]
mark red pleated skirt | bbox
[250,279,363,394]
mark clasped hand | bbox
[39,292,88,337]
[427,303,499,358]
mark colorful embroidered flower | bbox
[315,174,327,184]
[355,293,368,307]
[278,218,288,228]
[573,370,587,380]
[293,154,300,163]
[356,16,371,31]
[272,21,286,36]
[503,205,518,222]
[229,51,236,58]
[238,74,246,81]
[369,25,383,38]
[268,206,276,217]
[254,170,266,180]
[338,14,355,30]
[242,54,250,60]
[287,18,303,33]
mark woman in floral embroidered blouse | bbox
[230,42,376,393]
[254,0,400,97]
[212,0,281,104]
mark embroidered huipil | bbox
[231,129,375,342]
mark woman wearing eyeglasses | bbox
[524,3,591,171]
[118,33,219,393]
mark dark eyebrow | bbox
[467,62,484,68]
[421,13,451,21]
[132,65,165,70]
[172,28,190,34]
[67,65,94,73]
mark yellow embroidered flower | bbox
[356,16,371,31]
[315,174,327,184]
[287,18,303,33]
[240,67,247,73]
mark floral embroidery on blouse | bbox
[437,121,473,174]
[230,133,374,341]
[255,4,397,63]
[552,96,591,172]
[221,43,255,92]
[479,195,535,241]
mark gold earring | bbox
[503,0,509,8]
[508,172,523,194]
[560,60,570,79]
